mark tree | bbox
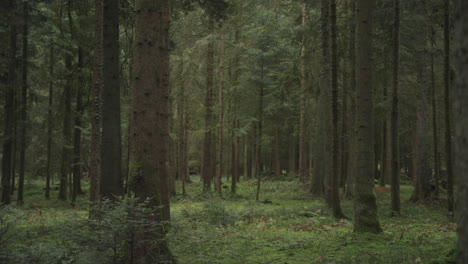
[298,0,308,183]
[45,44,53,199]
[17,0,29,205]
[454,1,468,261]
[311,0,331,197]
[101,0,123,199]
[444,0,454,214]
[215,28,225,195]
[1,0,17,205]
[202,18,215,193]
[390,0,400,215]
[59,0,74,201]
[89,0,103,204]
[353,0,382,233]
[130,0,176,261]
[330,0,345,219]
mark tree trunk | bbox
[101,0,123,199]
[273,124,281,178]
[345,0,357,199]
[17,1,28,205]
[454,1,468,261]
[353,0,382,233]
[215,29,225,195]
[202,19,215,193]
[430,27,440,198]
[330,0,345,219]
[131,0,176,262]
[298,0,308,183]
[89,0,103,205]
[255,62,264,201]
[45,44,53,199]
[390,0,401,215]
[443,0,454,213]
[1,0,16,205]
[72,47,84,206]
[311,0,331,197]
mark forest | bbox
[1,0,468,263]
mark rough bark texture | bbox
[101,0,123,199]
[131,0,176,262]
[17,1,28,205]
[89,0,103,204]
[1,0,16,205]
[390,0,401,215]
[353,0,382,233]
[454,1,468,262]
[443,0,454,213]
[202,19,215,193]
[330,0,345,219]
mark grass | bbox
[1,177,456,264]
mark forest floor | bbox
[0,176,456,264]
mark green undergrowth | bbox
[0,178,456,264]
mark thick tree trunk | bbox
[454,1,468,261]
[202,19,215,193]
[89,0,103,204]
[443,0,454,213]
[330,0,345,218]
[17,1,28,205]
[131,0,176,262]
[353,0,382,233]
[1,0,16,205]
[390,0,401,215]
[101,0,123,199]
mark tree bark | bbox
[353,0,382,233]
[443,0,454,213]
[390,0,401,215]
[101,0,123,199]
[215,29,225,195]
[17,1,28,205]
[202,19,215,193]
[89,0,103,205]
[131,0,176,262]
[454,1,468,261]
[45,44,53,199]
[1,0,17,205]
[330,0,345,219]
[298,0,308,183]
[311,0,331,197]
[72,47,84,206]
[430,27,440,198]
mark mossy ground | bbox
[3,177,456,264]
